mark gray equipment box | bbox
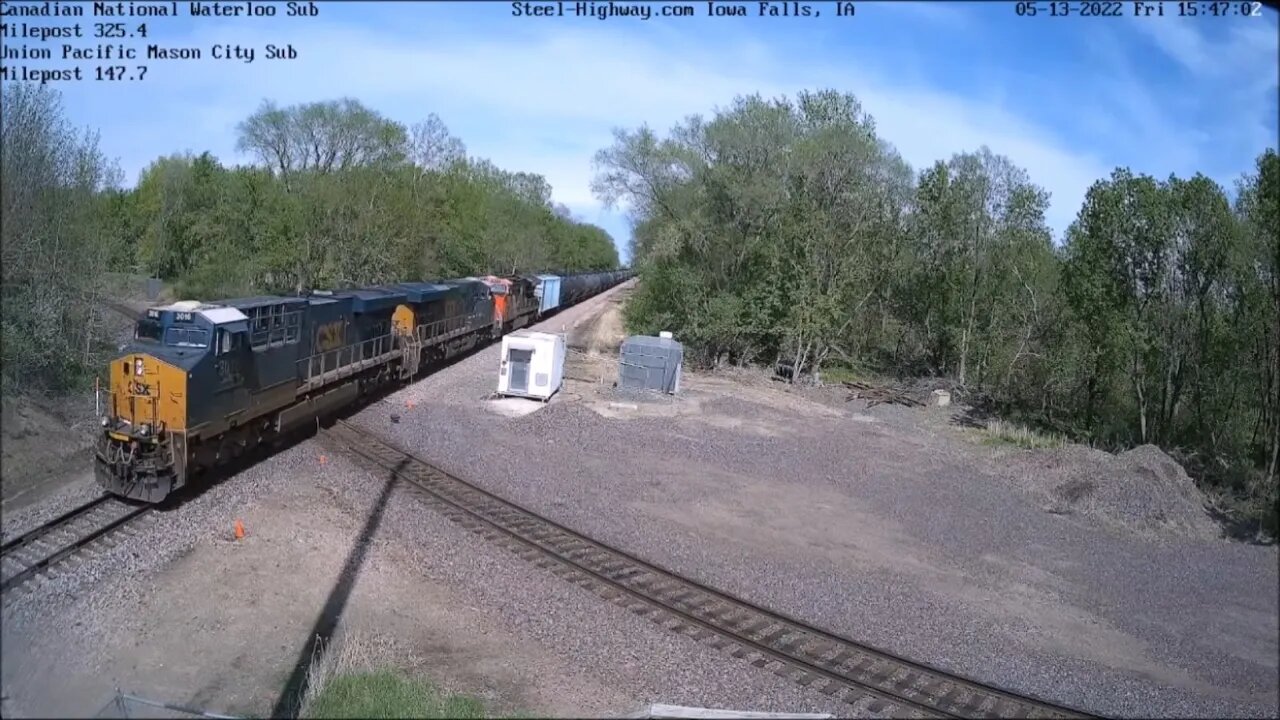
[619,334,683,394]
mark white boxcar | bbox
[497,330,565,401]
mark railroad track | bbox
[1,495,152,594]
[324,420,1092,719]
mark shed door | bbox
[508,348,533,392]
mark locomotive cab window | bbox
[217,329,242,355]
[135,318,163,342]
[165,327,209,348]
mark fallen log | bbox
[842,381,925,408]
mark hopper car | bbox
[95,270,632,502]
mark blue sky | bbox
[10,0,1278,260]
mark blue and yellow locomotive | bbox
[96,271,631,502]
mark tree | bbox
[907,148,1054,390]
[595,90,914,374]
[1235,150,1280,483]
[409,113,466,172]
[235,98,408,185]
[1,83,121,392]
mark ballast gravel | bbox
[351,283,1276,719]
[5,282,1276,719]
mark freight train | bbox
[95,270,632,503]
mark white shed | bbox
[497,330,566,401]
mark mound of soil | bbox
[1000,443,1221,542]
[1,393,97,510]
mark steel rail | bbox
[325,419,1094,720]
[1,497,151,593]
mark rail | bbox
[323,420,1093,720]
[1,495,152,594]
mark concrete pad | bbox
[485,396,546,418]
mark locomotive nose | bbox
[108,353,187,435]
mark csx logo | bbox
[315,321,344,352]
[129,381,152,396]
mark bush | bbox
[980,420,1066,450]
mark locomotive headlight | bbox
[134,358,144,376]
[100,416,110,427]
[139,423,152,437]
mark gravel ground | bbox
[347,284,1277,719]
[2,439,313,717]
[2,474,106,545]
[1,284,849,718]
[4,282,1276,719]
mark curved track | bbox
[324,419,1093,719]
[1,495,151,594]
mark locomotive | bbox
[95,270,632,502]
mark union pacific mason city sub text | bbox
[0,42,296,61]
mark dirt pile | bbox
[1,393,97,509]
[1000,443,1221,541]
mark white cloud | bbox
[1124,13,1279,159]
[1130,11,1278,85]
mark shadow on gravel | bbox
[270,464,400,719]
[1205,504,1276,545]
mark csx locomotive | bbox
[96,270,631,502]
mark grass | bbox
[817,360,886,386]
[979,419,1067,450]
[298,630,489,720]
[305,671,485,719]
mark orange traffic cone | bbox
[234,519,245,540]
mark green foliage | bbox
[1,83,122,394]
[303,670,485,720]
[598,90,912,371]
[117,98,618,301]
[598,87,1278,536]
[0,84,619,398]
[978,420,1067,450]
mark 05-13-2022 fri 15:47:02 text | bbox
[1013,1,1264,16]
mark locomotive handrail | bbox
[298,333,399,385]
[412,311,489,344]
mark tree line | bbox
[594,89,1278,535]
[1,84,619,396]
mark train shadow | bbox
[260,319,596,716]
[153,332,499,512]
[139,340,502,715]
[269,462,400,718]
